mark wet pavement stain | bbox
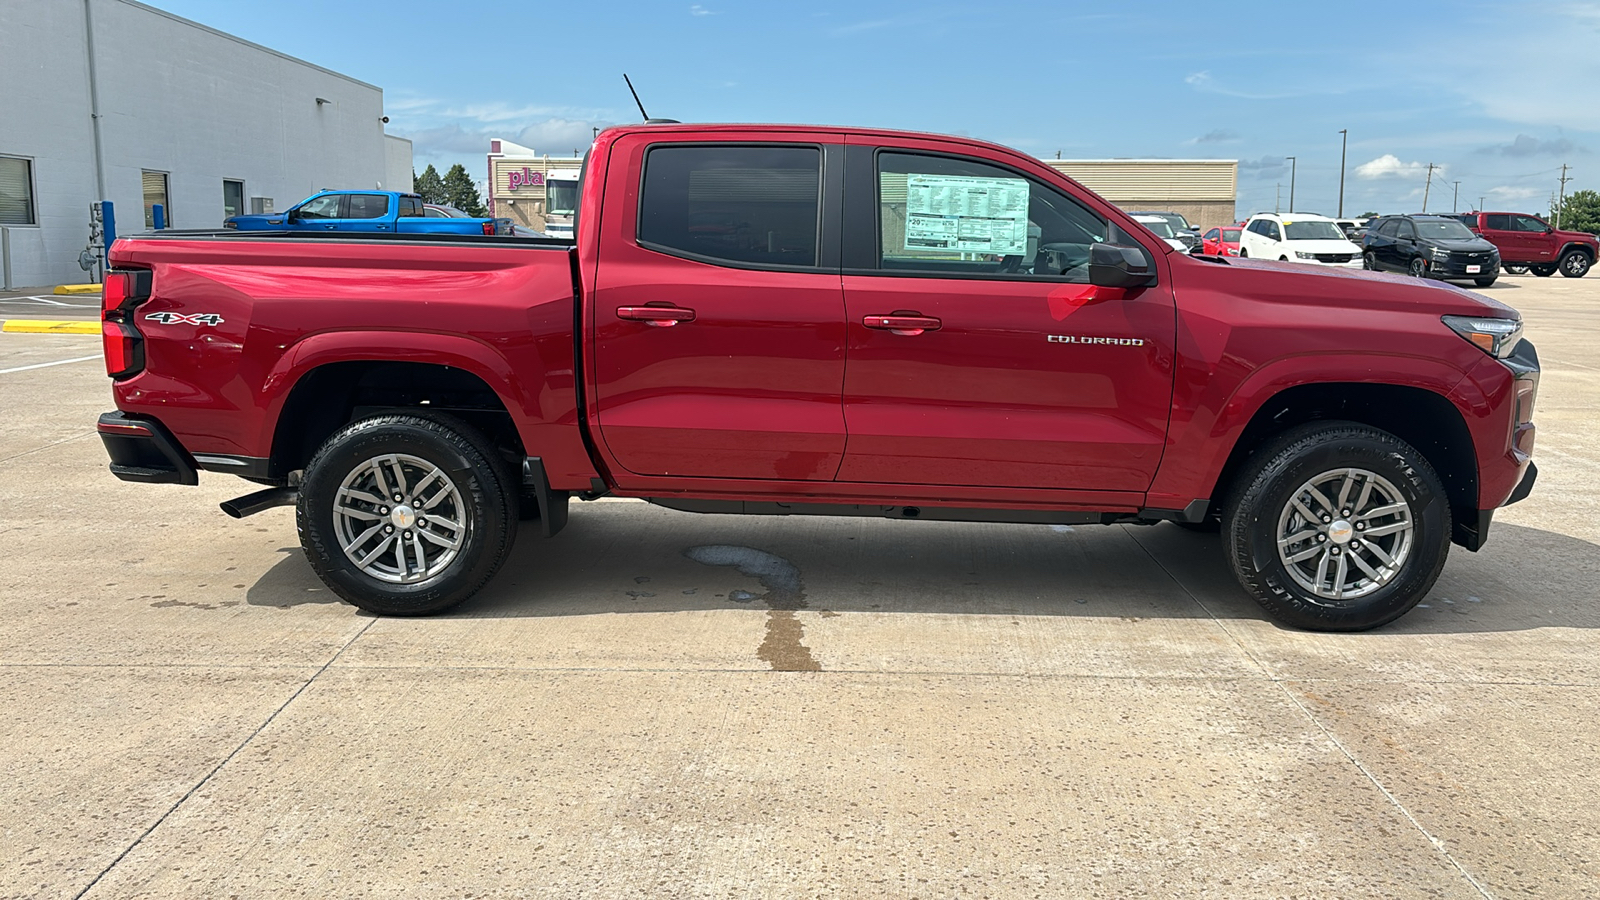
[685,545,821,672]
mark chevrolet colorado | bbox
[97,123,1539,631]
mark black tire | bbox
[297,414,516,616]
[1473,276,1497,287]
[1504,264,1529,275]
[1408,256,1428,278]
[1533,265,1556,277]
[1221,422,1450,632]
[1238,248,1248,258]
[1362,252,1377,271]
[1559,249,1592,278]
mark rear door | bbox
[589,133,848,482]
[1480,214,1520,261]
[835,138,1176,494]
[338,193,394,232]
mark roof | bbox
[1251,212,1337,222]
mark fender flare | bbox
[256,330,533,455]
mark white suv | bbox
[1131,214,1191,253]
[1239,213,1363,267]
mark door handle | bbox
[617,306,696,327]
[863,314,941,336]
[324,224,337,230]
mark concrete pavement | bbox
[2,273,1598,898]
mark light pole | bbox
[1337,130,1348,218]
[1286,157,1297,213]
[1452,181,1461,213]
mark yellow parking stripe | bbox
[1,320,101,334]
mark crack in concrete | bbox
[685,545,820,672]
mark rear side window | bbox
[638,145,821,267]
[347,194,390,219]
[399,197,423,217]
[1485,214,1511,230]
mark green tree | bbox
[442,164,487,217]
[1553,189,1600,234]
[413,164,447,205]
[1359,211,1379,218]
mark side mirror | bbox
[1090,242,1156,287]
[286,207,301,222]
[1188,226,1201,233]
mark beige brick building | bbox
[486,138,583,233]
[1044,159,1238,230]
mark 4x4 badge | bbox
[145,312,225,326]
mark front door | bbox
[836,143,1176,493]
[591,137,848,482]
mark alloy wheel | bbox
[1564,253,1591,277]
[1275,467,1414,602]
[1409,257,1427,277]
[333,453,467,583]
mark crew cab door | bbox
[287,193,344,231]
[589,133,848,482]
[1512,214,1557,262]
[338,193,396,231]
[834,139,1176,493]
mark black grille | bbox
[1315,253,1355,263]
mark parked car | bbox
[1360,215,1500,287]
[1452,211,1596,278]
[225,191,499,236]
[1128,210,1200,251]
[1201,225,1242,256]
[1132,214,1191,252]
[1334,218,1365,242]
[98,121,1538,633]
[1238,213,1363,267]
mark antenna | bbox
[623,74,649,122]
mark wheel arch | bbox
[1209,382,1478,547]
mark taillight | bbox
[482,221,495,236]
[102,269,151,379]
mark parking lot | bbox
[2,273,1598,898]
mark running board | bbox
[642,498,1128,526]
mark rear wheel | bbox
[1363,252,1377,270]
[1560,249,1592,278]
[297,414,516,616]
[1222,422,1450,632]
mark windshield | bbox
[1283,220,1347,241]
[1415,220,1477,241]
[1138,219,1176,238]
[1221,228,1241,241]
[547,180,580,217]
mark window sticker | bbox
[903,174,1030,255]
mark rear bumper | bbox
[97,411,198,485]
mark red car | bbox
[1201,225,1242,256]
[1451,211,1596,277]
[97,122,1539,632]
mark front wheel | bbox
[297,414,516,616]
[1560,250,1592,278]
[1473,276,1498,287]
[1408,257,1428,278]
[1222,422,1450,632]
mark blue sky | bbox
[148,0,1600,218]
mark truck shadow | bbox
[413,501,1598,635]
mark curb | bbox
[54,284,102,295]
[2,320,101,334]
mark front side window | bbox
[877,152,1128,282]
[142,170,170,228]
[1266,221,1283,241]
[0,156,36,225]
[346,194,390,219]
[1204,228,1220,241]
[639,144,820,267]
[298,195,343,219]
[1396,220,1416,240]
[1513,215,1548,233]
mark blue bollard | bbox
[101,200,116,249]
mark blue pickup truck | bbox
[224,190,500,236]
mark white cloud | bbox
[1488,186,1544,201]
[1355,155,1435,179]
[1184,129,1240,146]
[689,4,714,15]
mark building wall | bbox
[1043,159,1239,230]
[487,152,584,230]
[384,135,415,195]
[0,0,395,286]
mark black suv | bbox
[1360,214,1501,287]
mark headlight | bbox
[1442,315,1523,358]
[1430,247,1450,260]
[1294,251,1317,259]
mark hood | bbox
[1554,227,1599,245]
[1429,237,1497,253]
[1213,255,1520,318]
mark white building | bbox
[0,0,412,287]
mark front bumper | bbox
[1429,256,1500,279]
[97,411,198,485]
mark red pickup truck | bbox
[97,123,1540,632]
[1451,211,1597,278]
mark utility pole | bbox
[1286,157,1297,213]
[1422,163,1439,213]
[1055,150,1061,160]
[1556,164,1572,228]
[1275,183,1281,214]
[1452,181,1461,213]
[1479,196,1486,212]
[1337,130,1348,218]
